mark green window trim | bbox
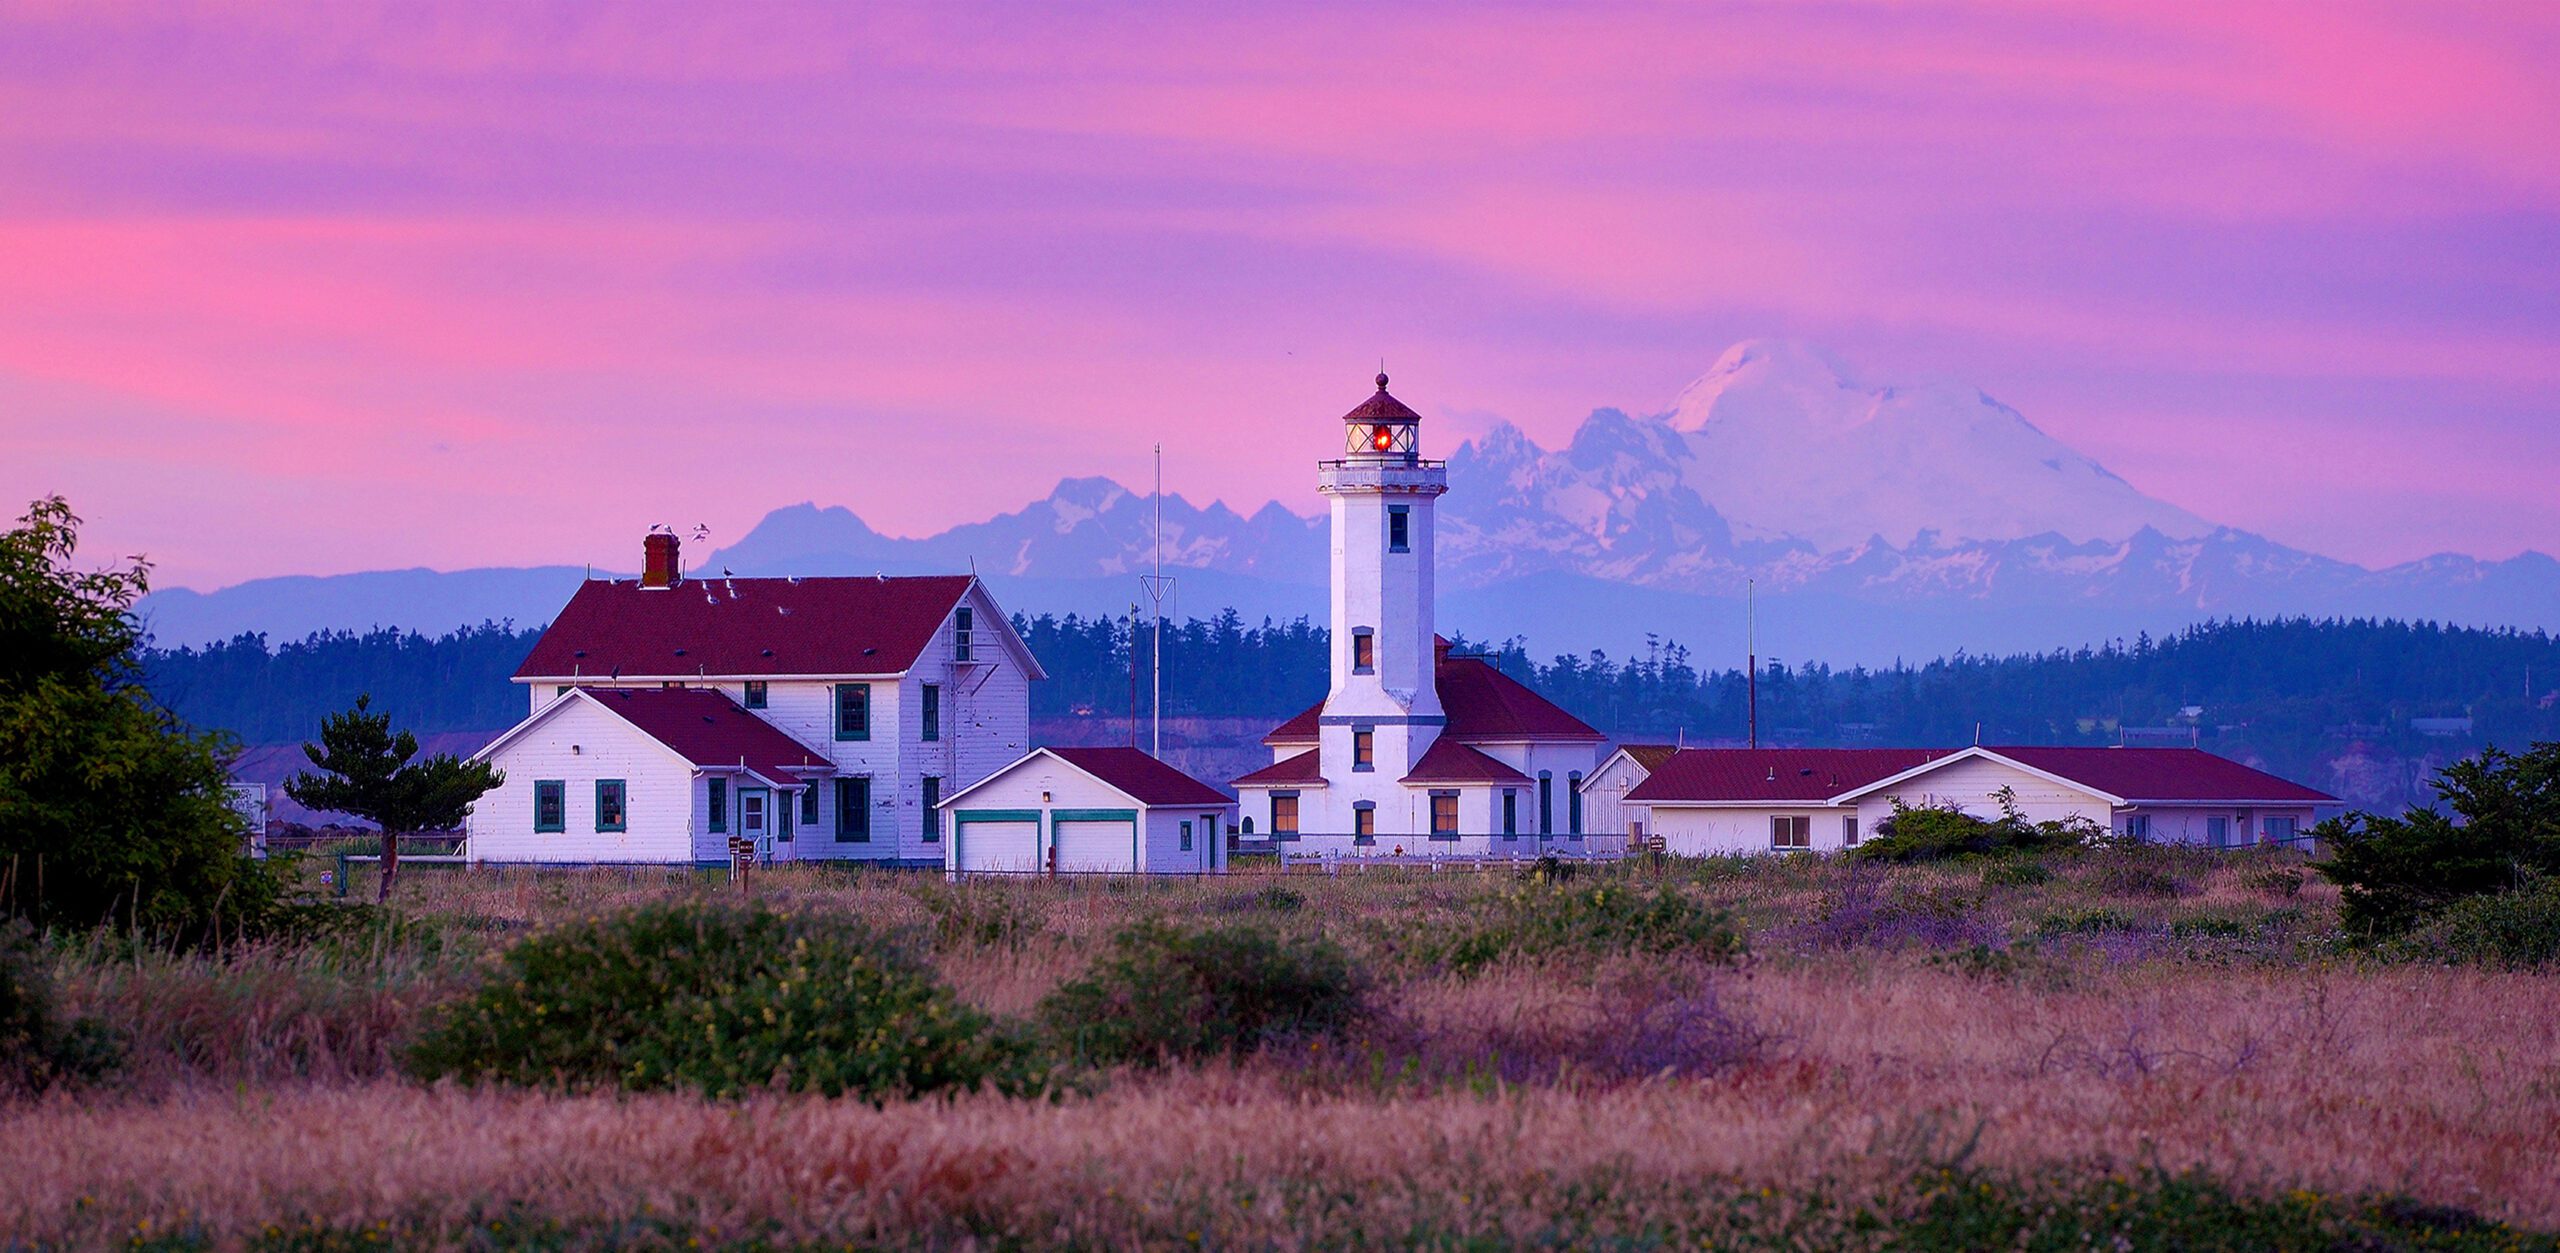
[707,777,727,834]
[595,779,627,833]
[921,683,941,742]
[833,683,871,741]
[835,777,871,842]
[533,780,565,833]
[922,776,942,842]
[743,681,768,709]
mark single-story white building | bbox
[940,746,1238,876]
[1578,744,1677,849]
[1623,745,2337,857]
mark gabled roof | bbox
[1978,746,2337,805]
[1625,748,1950,805]
[515,575,1042,680]
[1233,750,1324,788]
[1263,652,1603,747]
[1400,739,1532,786]
[939,746,1235,811]
[1044,747,1234,807]
[475,687,834,789]
[1601,744,1681,775]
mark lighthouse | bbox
[1234,371,1606,849]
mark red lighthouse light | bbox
[1372,426,1394,451]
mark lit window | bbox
[1354,803,1376,839]
[1352,631,1374,674]
[1352,728,1375,771]
[1272,792,1299,835]
[1430,792,1459,836]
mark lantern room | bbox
[1341,372,1423,462]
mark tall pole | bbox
[1151,445,1165,757]
[1747,578,1758,750]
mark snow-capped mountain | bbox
[135,341,2560,663]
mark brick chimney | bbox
[641,532,681,589]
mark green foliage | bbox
[911,883,1043,950]
[0,921,120,1091]
[408,902,1039,1099]
[0,497,287,942]
[1889,1168,2520,1252]
[285,695,502,903]
[1037,920,1365,1067]
[2315,742,2560,936]
[1853,792,2097,864]
[1980,859,2051,887]
[1435,881,1746,974]
[2391,876,2560,970]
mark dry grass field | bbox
[6,848,2558,1249]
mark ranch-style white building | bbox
[464,532,1043,866]
[938,746,1237,876]
[1232,374,1610,853]
[1618,744,2338,857]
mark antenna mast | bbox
[1747,578,1759,750]
[1138,444,1176,758]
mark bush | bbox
[1038,921,1364,1066]
[1853,791,2098,864]
[2315,742,2560,937]
[1437,882,1745,973]
[911,883,1043,950]
[1980,859,2051,887]
[408,902,1038,1099]
[2391,877,2560,969]
[0,921,119,1092]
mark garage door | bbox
[953,815,1040,874]
[1052,816,1136,874]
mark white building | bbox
[465,532,1044,866]
[1579,744,1677,848]
[1233,374,1609,853]
[938,746,1237,876]
[1622,745,2337,857]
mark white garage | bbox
[940,746,1238,877]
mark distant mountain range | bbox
[137,340,2560,665]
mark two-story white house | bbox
[464,532,1043,867]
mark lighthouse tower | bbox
[1311,373,1449,834]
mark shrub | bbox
[912,883,1043,950]
[1038,921,1364,1066]
[1980,859,2051,887]
[1210,884,1306,916]
[1853,791,2097,864]
[1437,882,1745,973]
[2241,866,2306,899]
[408,902,1038,1099]
[0,921,119,1091]
[2391,877,2560,969]
[2315,742,2560,936]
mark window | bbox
[2264,815,2299,844]
[1353,802,1376,840]
[1271,792,1299,836]
[1180,820,1194,852]
[834,683,870,741]
[800,786,819,827]
[2207,814,2230,848]
[835,777,870,842]
[555,685,572,700]
[1351,630,1374,674]
[953,607,974,661]
[1770,814,1810,850]
[1387,506,1410,553]
[1538,771,1554,835]
[777,792,794,842]
[922,776,942,842]
[921,684,941,742]
[743,681,767,709]
[1843,814,1859,846]
[534,780,565,833]
[1567,772,1584,835]
[1352,728,1375,771]
[708,778,727,834]
[2125,813,2152,840]
[1502,789,1518,837]
[1430,791,1459,836]
[595,779,627,832]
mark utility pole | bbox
[1747,578,1759,750]
[1139,444,1175,758]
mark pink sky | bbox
[3,1,2556,589]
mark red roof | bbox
[1263,653,1603,747]
[1233,750,1323,788]
[1984,747,2337,804]
[1626,748,1949,804]
[580,687,834,786]
[1615,744,1681,772]
[1341,373,1422,423]
[1046,747,1234,808]
[1400,738,1532,786]
[516,576,978,680]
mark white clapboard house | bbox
[1618,745,2337,857]
[465,532,1043,866]
[1230,374,1610,854]
[938,746,1238,876]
